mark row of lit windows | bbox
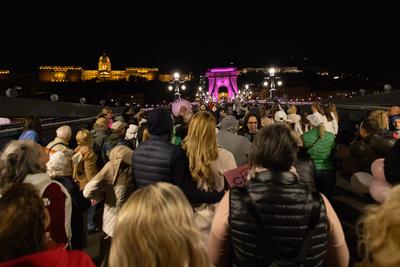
[126,68,159,73]
[40,66,82,71]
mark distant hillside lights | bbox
[241,66,302,74]
[0,70,10,79]
[159,73,193,82]
[38,54,159,83]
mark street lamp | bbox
[196,75,209,103]
[236,84,252,101]
[196,86,206,102]
[263,67,282,101]
[168,72,186,100]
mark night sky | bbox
[1,1,400,73]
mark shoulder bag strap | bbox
[305,136,320,152]
[295,192,322,265]
[47,142,68,156]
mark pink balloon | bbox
[370,180,392,203]
[370,158,392,203]
[171,99,192,117]
[371,158,385,181]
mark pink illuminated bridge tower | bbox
[206,67,240,102]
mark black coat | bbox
[349,134,394,173]
[55,176,91,250]
[132,135,223,204]
[385,139,400,185]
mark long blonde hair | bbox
[328,103,339,122]
[182,111,218,188]
[142,128,151,142]
[357,185,400,267]
[108,182,209,267]
[368,110,389,130]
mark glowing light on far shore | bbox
[269,68,276,76]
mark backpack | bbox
[241,187,322,267]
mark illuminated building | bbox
[39,54,159,82]
[206,67,240,101]
[39,66,83,82]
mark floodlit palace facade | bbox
[38,54,159,83]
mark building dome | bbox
[98,53,111,72]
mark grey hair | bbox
[56,125,72,142]
[0,140,46,185]
[46,150,73,178]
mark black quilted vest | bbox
[133,135,179,188]
[229,170,328,267]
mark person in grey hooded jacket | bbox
[217,115,251,166]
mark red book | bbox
[224,164,250,188]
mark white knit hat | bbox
[46,150,73,178]
[307,112,324,127]
[125,124,139,140]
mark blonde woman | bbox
[73,129,99,234]
[182,111,237,246]
[357,184,400,267]
[73,129,98,190]
[329,103,339,123]
[108,182,209,267]
[287,105,303,135]
[368,110,389,131]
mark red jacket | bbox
[0,247,95,267]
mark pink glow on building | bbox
[206,67,239,101]
[209,67,236,73]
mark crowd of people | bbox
[0,101,399,267]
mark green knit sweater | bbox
[302,127,336,170]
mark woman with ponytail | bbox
[302,106,336,198]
